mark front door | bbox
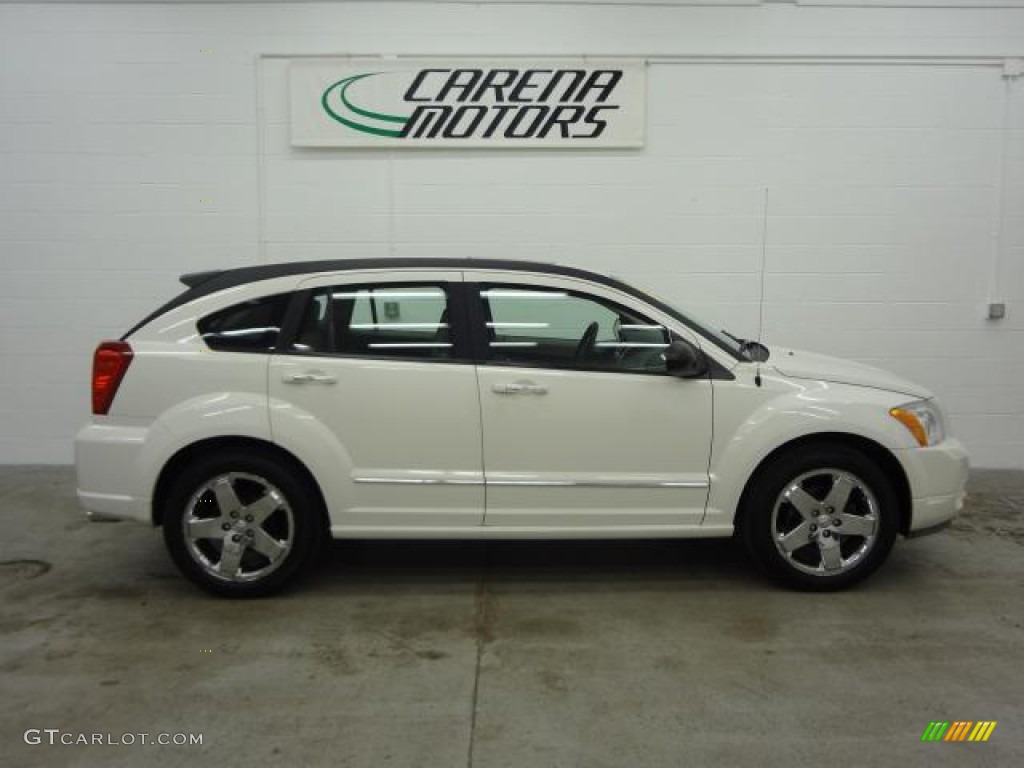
[466,273,713,529]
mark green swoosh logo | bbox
[321,73,410,138]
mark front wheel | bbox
[162,451,323,597]
[738,444,899,591]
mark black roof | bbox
[178,258,625,297]
[123,258,741,360]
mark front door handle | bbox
[492,382,548,396]
[284,371,337,385]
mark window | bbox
[292,283,453,360]
[480,285,671,373]
[198,293,290,352]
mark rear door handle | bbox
[491,382,548,396]
[284,372,337,385]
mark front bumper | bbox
[896,437,969,533]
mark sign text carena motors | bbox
[399,68,623,140]
[291,58,646,148]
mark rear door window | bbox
[292,284,455,360]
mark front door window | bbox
[479,284,671,373]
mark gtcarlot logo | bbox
[921,721,997,742]
[24,729,203,746]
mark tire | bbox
[738,443,899,591]
[161,450,324,597]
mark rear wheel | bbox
[739,443,899,590]
[162,451,323,597]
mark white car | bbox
[75,259,969,596]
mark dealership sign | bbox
[290,58,646,148]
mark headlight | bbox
[890,400,945,447]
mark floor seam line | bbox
[466,558,487,768]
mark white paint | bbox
[74,262,969,540]
[1,1,1022,466]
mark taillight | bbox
[92,341,134,415]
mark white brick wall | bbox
[0,1,1022,467]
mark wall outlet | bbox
[987,302,1007,320]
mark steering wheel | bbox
[575,322,599,359]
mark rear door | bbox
[269,271,484,529]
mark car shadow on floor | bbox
[313,537,762,591]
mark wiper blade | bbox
[721,329,769,361]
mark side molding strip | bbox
[353,477,484,486]
[486,479,708,488]
[354,477,708,489]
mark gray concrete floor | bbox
[1,467,1022,767]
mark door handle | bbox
[491,382,548,396]
[284,372,337,385]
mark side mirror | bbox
[664,340,708,378]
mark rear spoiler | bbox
[122,269,228,339]
[180,270,224,288]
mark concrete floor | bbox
[1,467,1022,767]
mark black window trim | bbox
[123,259,744,363]
[190,278,735,380]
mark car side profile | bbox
[75,259,969,596]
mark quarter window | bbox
[293,284,453,360]
[479,285,671,373]
[197,293,290,352]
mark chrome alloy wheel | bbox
[182,472,294,583]
[770,468,879,577]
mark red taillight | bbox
[92,341,133,415]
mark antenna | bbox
[753,187,770,391]
[757,187,769,344]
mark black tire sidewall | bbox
[739,444,899,591]
[162,450,323,597]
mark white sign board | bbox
[290,58,646,148]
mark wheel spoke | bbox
[837,513,876,538]
[824,474,856,514]
[244,492,282,525]
[187,517,225,540]
[212,477,242,517]
[819,542,844,572]
[217,537,245,578]
[783,484,819,520]
[250,529,287,563]
[778,521,812,553]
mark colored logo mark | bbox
[921,721,997,742]
[321,73,410,138]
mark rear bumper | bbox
[75,423,151,524]
[896,438,969,533]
